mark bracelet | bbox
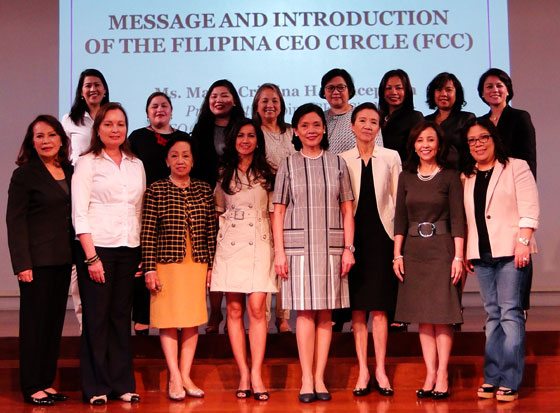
[84,254,100,266]
[454,256,463,262]
[392,255,403,263]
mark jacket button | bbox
[486,215,491,219]
[249,204,253,208]
[249,223,253,227]
[232,223,236,227]
[249,241,253,245]
[231,241,235,246]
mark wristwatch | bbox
[518,237,530,246]
[345,245,355,253]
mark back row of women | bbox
[7,66,538,405]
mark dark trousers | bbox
[19,265,71,397]
[76,246,140,400]
[132,276,150,325]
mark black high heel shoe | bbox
[352,379,372,397]
[44,390,69,401]
[375,380,394,396]
[416,387,434,398]
[24,395,54,406]
[432,389,450,399]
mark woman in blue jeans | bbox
[462,118,539,402]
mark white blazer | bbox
[463,158,539,260]
[340,146,402,239]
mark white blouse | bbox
[61,112,94,165]
[72,151,146,248]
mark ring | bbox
[522,257,529,261]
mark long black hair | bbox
[219,118,275,195]
[69,68,110,125]
[378,69,415,115]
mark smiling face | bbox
[98,109,127,151]
[482,75,509,108]
[257,88,281,124]
[435,80,456,111]
[467,124,496,167]
[324,75,350,110]
[81,76,106,109]
[166,141,193,179]
[235,124,258,157]
[209,86,235,119]
[414,127,439,164]
[384,76,405,111]
[351,108,380,145]
[294,112,325,151]
[33,121,62,163]
[147,95,172,129]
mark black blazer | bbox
[6,158,74,274]
[382,108,424,161]
[425,110,476,169]
[479,105,537,178]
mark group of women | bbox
[7,66,538,406]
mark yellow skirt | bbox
[150,234,208,328]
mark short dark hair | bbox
[69,68,110,125]
[145,91,173,114]
[461,117,509,176]
[403,121,449,173]
[251,83,289,134]
[16,115,71,167]
[319,68,356,99]
[477,68,514,105]
[220,118,275,194]
[378,69,415,115]
[426,72,466,111]
[165,134,194,161]
[291,103,329,151]
[86,102,134,157]
[351,102,383,127]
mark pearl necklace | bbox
[417,166,441,181]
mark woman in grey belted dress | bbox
[392,121,464,399]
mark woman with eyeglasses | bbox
[393,121,464,400]
[462,118,539,402]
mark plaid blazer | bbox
[141,178,217,272]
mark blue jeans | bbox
[474,254,527,390]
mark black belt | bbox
[408,220,449,237]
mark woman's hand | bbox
[465,259,475,274]
[274,249,289,279]
[341,249,355,277]
[145,271,162,293]
[206,269,212,288]
[514,243,531,269]
[451,258,463,285]
[88,260,105,283]
[393,257,404,282]
[17,269,33,283]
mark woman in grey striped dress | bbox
[272,103,355,403]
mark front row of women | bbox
[7,101,538,405]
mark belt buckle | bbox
[234,210,245,220]
[417,222,435,238]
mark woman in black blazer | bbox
[6,115,74,406]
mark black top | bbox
[479,105,536,178]
[425,110,476,169]
[382,108,424,161]
[6,158,74,274]
[190,122,224,187]
[474,168,493,256]
[129,127,191,186]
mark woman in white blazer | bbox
[462,118,539,402]
[340,102,401,396]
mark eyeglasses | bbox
[467,134,491,146]
[325,84,347,93]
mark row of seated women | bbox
[7,66,538,406]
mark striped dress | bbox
[273,151,354,310]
